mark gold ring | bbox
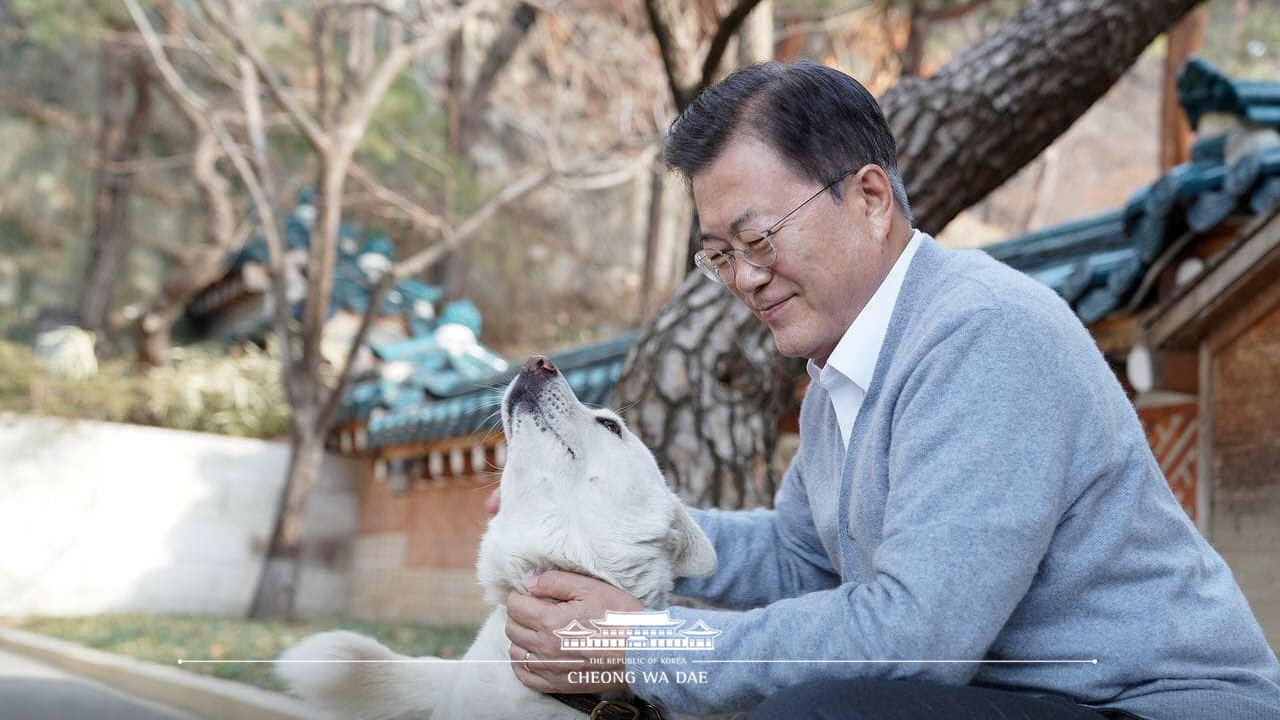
[523,651,531,673]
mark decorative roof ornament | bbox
[986,59,1280,327]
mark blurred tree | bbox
[886,0,1003,77]
[126,0,492,619]
[126,0,635,618]
[132,2,240,367]
[78,23,151,339]
[2,1,162,341]
[614,0,1213,509]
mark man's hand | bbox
[506,569,644,694]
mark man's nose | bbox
[732,259,772,294]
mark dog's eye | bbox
[595,416,623,438]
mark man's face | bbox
[692,135,894,365]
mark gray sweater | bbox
[628,235,1280,719]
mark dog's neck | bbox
[476,510,675,610]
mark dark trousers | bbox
[737,679,1121,720]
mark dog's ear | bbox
[668,501,717,577]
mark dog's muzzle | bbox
[506,355,559,413]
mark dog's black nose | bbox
[521,356,557,375]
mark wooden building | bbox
[984,58,1280,647]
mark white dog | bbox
[276,356,717,720]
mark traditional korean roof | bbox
[190,198,454,337]
[1178,57,1280,130]
[983,58,1280,326]
[185,193,515,443]
[359,331,639,449]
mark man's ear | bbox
[853,164,895,237]
[667,501,717,578]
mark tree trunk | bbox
[78,36,151,337]
[248,428,326,620]
[614,0,1208,509]
[899,3,929,78]
[736,0,772,67]
[886,0,1207,236]
[456,2,539,150]
[639,162,667,321]
[444,28,466,158]
[611,275,803,508]
[137,126,237,367]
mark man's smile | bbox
[758,295,795,322]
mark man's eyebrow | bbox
[699,210,759,244]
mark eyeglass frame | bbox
[694,169,855,286]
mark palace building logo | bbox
[554,610,721,651]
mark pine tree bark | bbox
[614,0,1208,509]
[612,279,803,508]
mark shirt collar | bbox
[806,229,924,389]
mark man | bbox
[501,61,1280,719]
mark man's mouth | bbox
[758,296,793,321]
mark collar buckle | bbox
[590,699,641,720]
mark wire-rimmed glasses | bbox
[694,170,853,285]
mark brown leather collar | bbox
[549,693,666,720]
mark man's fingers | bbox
[506,588,547,628]
[504,616,544,654]
[507,644,557,693]
[505,590,559,655]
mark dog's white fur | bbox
[276,360,716,719]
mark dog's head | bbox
[477,356,716,608]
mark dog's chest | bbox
[437,609,586,720]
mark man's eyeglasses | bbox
[694,170,853,285]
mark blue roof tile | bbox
[987,61,1280,325]
[362,332,640,448]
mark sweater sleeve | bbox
[672,456,842,608]
[630,307,1083,715]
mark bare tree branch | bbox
[0,88,88,133]
[342,0,493,155]
[193,0,327,149]
[124,0,208,119]
[457,1,540,148]
[347,162,448,235]
[643,0,700,110]
[699,0,767,87]
[126,0,302,403]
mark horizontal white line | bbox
[178,659,585,664]
[691,660,1099,664]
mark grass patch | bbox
[16,614,477,692]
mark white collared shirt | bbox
[806,229,923,448]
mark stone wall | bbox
[0,414,359,618]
